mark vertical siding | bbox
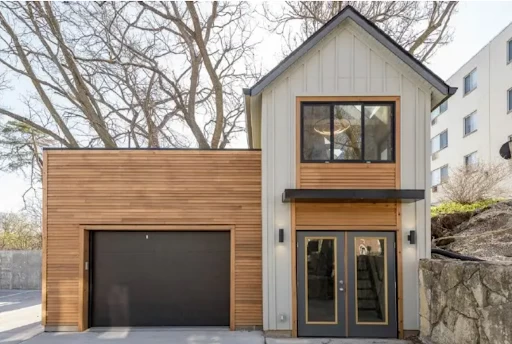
[44,150,262,328]
[261,22,431,331]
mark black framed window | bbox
[301,102,395,163]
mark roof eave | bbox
[245,6,454,100]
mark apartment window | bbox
[431,165,449,186]
[431,130,448,153]
[301,102,395,162]
[463,112,477,136]
[464,69,477,95]
[431,101,448,120]
[508,39,512,64]
[464,151,478,167]
[508,88,512,113]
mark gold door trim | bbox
[304,236,338,325]
[354,236,388,326]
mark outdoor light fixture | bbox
[278,228,284,243]
[407,230,416,245]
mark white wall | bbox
[260,19,432,332]
[431,22,512,203]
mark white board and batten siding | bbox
[260,20,432,331]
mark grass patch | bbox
[431,199,501,217]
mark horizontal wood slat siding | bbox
[295,202,397,227]
[44,150,262,328]
[300,163,396,189]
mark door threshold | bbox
[88,326,230,332]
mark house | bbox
[41,6,455,339]
[430,20,512,202]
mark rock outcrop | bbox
[419,259,512,344]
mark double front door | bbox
[297,231,397,338]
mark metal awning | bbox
[282,189,425,203]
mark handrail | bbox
[431,248,485,261]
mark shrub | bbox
[440,161,511,204]
[431,199,501,217]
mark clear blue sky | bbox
[1,1,512,213]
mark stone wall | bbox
[419,259,512,344]
[0,250,41,289]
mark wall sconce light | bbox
[278,228,284,243]
[407,230,416,245]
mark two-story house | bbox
[41,6,455,340]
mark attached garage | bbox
[42,149,262,331]
[90,231,230,327]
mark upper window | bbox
[463,112,477,136]
[301,102,394,162]
[464,151,478,167]
[464,69,477,95]
[508,88,512,113]
[432,165,449,186]
[431,101,448,120]
[431,130,448,153]
[508,39,512,64]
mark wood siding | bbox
[44,150,262,328]
[299,163,396,189]
[295,202,397,227]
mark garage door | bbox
[90,231,230,327]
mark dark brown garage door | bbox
[90,231,230,327]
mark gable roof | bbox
[243,5,456,107]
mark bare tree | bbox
[0,1,259,193]
[441,161,511,204]
[262,1,458,62]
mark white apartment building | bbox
[430,21,512,203]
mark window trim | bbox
[464,151,478,167]
[300,101,396,163]
[463,111,478,137]
[463,68,477,96]
[431,129,448,154]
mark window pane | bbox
[464,75,471,94]
[431,136,440,153]
[441,166,449,182]
[464,114,476,135]
[508,89,512,112]
[471,70,477,90]
[306,238,336,323]
[303,105,331,161]
[440,101,448,113]
[363,105,393,161]
[508,40,512,62]
[355,237,387,324]
[440,131,448,149]
[432,169,441,186]
[333,105,362,160]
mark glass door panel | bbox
[347,232,397,338]
[306,238,336,323]
[297,232,345,337]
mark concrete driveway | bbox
[0,290,409,344]
[0,290,42,343]
[0,290,264,343]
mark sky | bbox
[1,1,512,213]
